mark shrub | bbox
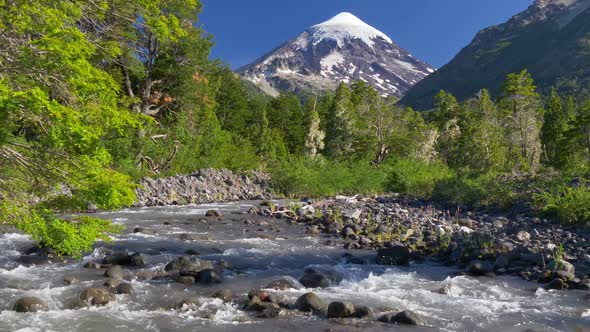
[270,157,386,197]
[535,185,590,225]
[385,159,454,199]
[1,202,123,258]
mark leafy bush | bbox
[270,157,387,197]
[1,203,123,258]
[535,185,590,225]
[385,159,454,199]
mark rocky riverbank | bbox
[248,195,590,291]
[2,198,589,331]
[134,169,273,207]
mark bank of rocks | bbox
[134,169,272,207]
[250,195,590,291]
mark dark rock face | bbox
[135,169,272,207]
[13,297,48,313]
[294,292,326,314]
[402,0,590,109]
[376,246,410,266]
[238,12,433,99]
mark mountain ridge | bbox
[401,0,590,109]
[237,12,434,98]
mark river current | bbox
[0,201,588,331]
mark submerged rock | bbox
[79,287,115,306]
[376,246,410,266]
[391,310,424,325]
[467,260,494,276]
[13,297,48,313]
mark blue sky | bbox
[199,0,533,69]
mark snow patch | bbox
[320,51,345,73]
[309,12,393,49]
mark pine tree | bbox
[540,89,568,167]
[303,97,325,157]
[498,70,543,172]
[459,89,506,171]
[433,91,462,167]
[324,82,355,159]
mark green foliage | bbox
[270,157,387,197]
[385,159,454,199]
[535,184,590,225]
[0,202,123,258]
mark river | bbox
[0,201,588,331]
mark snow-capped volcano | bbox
[238,12,434,98]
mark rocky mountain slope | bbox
[402,0,590,110]
[238,12,434,99]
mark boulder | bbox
[63,275,79,286]
[294,292,326,314]
[102,252,132,266]
[104,266,131,280]
[548,259,575,275]
[115,283,134,294]
[13,297,48,313]
[376,246,410,266]
[198,269,222,284]
[326,301,355,318]
[467,260,494,276]
[353,306,374,319]
[205,210,221,217]
[516,231,531,242]
[79,287,115,306]
[299,270,330,288]
[546,278,566,290]
[211,290,234,302]
[391,310,423,325]
[265,278,297,290]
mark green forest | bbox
[1,1,589,256]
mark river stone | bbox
[102,252,132,266]
[391,310,423,325]
[266,278,297,290]
[198,269,222,284]
[63,275,79,286]
[205,210,221,217]
[378,314,394,322]
[299,270,330,288]
[116,283,134,294]
[79,287,115,306]
[130,253,145,268]
[13,297,48,313]
[294,292,326,314]
[175,276,195,285]
[548,259,575,275]
[353,306,374,319]
[516,231,531,242]
[104,266,130,280]
[467,260,494,276]
[212,290,234,302]
[327,301,355,318]
[376,246,410,266]
[546,278,566,290]
[103,278,121,288]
